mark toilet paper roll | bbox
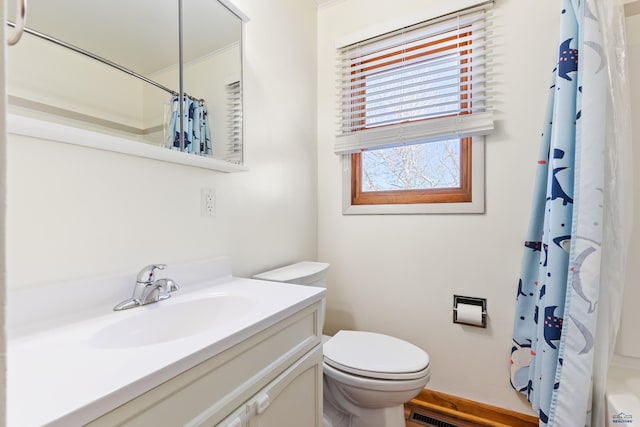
[456,303,484,326]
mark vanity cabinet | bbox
[246,347,322,427]
[86,301,323,427]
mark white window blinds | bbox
[335,1,494,155]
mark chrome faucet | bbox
[114,264,179,311]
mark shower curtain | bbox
[166,95,212,156]
[510,0,632,426]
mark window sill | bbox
[342,200,484,215]
[7,114,248,173]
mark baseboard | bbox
[405,389,538,427]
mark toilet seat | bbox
[323,330,430,381]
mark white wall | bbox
[615,12,640,359]
[317,0,560,415]
[6,0,318,289]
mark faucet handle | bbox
[155,278,179,301]
[136,263,166,283]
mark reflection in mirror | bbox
[183,0,243,163]
[6,0,244,164]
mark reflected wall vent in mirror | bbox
[6,0,248,171]
[225,81,243,164]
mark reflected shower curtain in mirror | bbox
[510,0,631,426]
[166,96,212,156]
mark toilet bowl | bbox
[254,262,431,427]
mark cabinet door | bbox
[247,344,323,427]
[216,406,247,427]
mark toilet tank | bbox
[253,262,330,287]
[254,262,329,331]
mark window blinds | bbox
[335,1,494,155]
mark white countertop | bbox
[7,258,325,427]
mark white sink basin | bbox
[89,295,255,348]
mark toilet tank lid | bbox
[253,261,330,285]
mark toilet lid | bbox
[323,330,430,380]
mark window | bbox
[335,2,493,214]
[352,138,472,205]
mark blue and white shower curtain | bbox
[510,1,609,425]
[166,95,212,156]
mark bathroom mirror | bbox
[6,0,244,165]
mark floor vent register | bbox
[409,410,462,427]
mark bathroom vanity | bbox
[7,258,325,426]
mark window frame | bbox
[342,136,485,215]
[351,137,473,206]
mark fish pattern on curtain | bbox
[510,0,606,425]
[166,95,212,156]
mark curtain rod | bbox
[6,20,181,97]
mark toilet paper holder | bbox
[453,295,487,328]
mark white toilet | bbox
[254,262,431,427]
